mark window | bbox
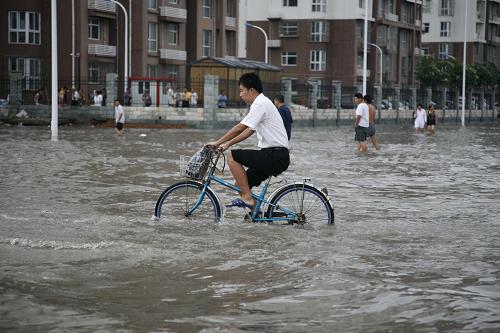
[226,31,235,56]
[440,21,450,37]
[281,52,297,66]
[148,0,157,10]
[279,22,299,37]
[147,64,157,78]
[168,0,178,3]
[312,0,326,12]
[167,23,178,45]
[438,43,449,59]
[423,23,430,33]
[227,0,236,17]
[310,50,326,71]
[311,21,328,42]
[202,30,212,57]
[203,0,211,18]
[439,0,454,16]
[421,47,429,55]
[88,16,100,40]
[148,22,158,52]
[9,57,41,90]
[88,63,100,83]
[283,0,297,6]
[359,0,364,8]
[9,11,41,45]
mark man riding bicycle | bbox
[207,73,290,210]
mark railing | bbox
[88,44,117,57]
[490,16,500,25]
[385,13,399,22]
[160,49,187,61]
[88,0,116,13]
[160,6,187,20]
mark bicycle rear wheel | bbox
[266,184,334,225]
[155,180,222,222]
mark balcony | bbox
[490,16,500,25]
[160,49,187,61]
[267,40,281,48]
[88,0,116,13]
[160,6,187,21]
[356,68,371,77]
[88,44,116,57]
[225,16,237,28]
[493,36,500,43]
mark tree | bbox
[415,56,445,88]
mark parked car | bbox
[381,99,392,110]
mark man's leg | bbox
[227,150,254,206]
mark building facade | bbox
[0,0,239,100]
[422,0,500,66]
[244,0,422,89]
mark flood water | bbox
[1,123,500,332]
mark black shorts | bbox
[368,124,376,137]
[231,147,290,188]
[116,122,124,130]
[355,126,368,142]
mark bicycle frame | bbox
[188,150,298,223]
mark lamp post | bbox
[362,0,369,95]
[245,23,268,63]
[51,0,58,141]
[108,0,129,87]
[368,42,382,88]
[461,0,468,127]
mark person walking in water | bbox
[353,93,369,152]
[273,94,293,141]
[114,99,125,136]
[427,104,437,134]
[414,103,427,134]
[364,95,380,150]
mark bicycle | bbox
[154,148,334,226]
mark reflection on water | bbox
[1,124,500,332]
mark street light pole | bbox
[51,0,58,141]
[362,0,369,95]
[368,42,382,88]
[461,0,468,127]
[245,23,268,63]
[108,0,129,88]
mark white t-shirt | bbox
[241,93,289,149]
[115,105,125,123]
[355,102,370,128]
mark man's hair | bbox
[354,93,363,99]
[417,103,422,108]
[363,95,372,104]
[114,99,120,103]
[238,72,263,94]
[274,94,284,103]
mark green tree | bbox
[415,56,445,88]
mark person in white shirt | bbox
[94,91,103,106]
[207,73,289,209]
[114,99,125,135]
[354,93,369,152]
[414,103,427,134]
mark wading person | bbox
[427,104,437,134]
[414,103,427,134]
[353,93,369,152]
[364,95,380,150]
[207,73,290,210]
[114,99,125,136]
[273,94,293,140]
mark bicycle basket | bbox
[185,147,213,180]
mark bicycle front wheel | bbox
[266,184,334,225]
[154,180,222,222]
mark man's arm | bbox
[354,115,361,127]
[208,123,249,148]
[219,127,255,151]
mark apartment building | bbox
[0,0,238,100]
[244,0,422,89]
[422,0,500,66]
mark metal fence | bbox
[2,76,499,112]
